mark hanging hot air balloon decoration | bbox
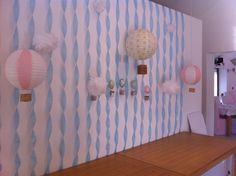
[126,29,157,75]
[180,64,201,85]
[5,49,47,102]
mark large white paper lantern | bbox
[180,64,201,85]
[5,49,47,101]
[126,29,157,74]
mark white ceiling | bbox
[151,0,222,19]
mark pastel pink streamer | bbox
[17,50,32,89]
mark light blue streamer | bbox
[132,0,138,147]
[28,0,35,49]
[114,0,120,153]
[59,0,67,170]
[13,0,19,51]
[167,9,173,136]
[148,1,154,142]
[85,0,92,161]
[72,0,80,166]
[123,0,129,150]
[105,0,111,156]
[31,93,36,176]
[180,13,185,131]
[161,6,167,137]
[155,4,160,140]
[140,0,146,145]
[45,1,53,173]
[95,8,102,159]
[14,89,20,176]
[174,11,179,134]
[12,0,20,175]
[28,0,36,174]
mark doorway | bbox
[205,51,236,136]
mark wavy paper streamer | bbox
[161,6,167,138]
[148,1,154,142]
[180,13,185,131]
[155,4,160,140]
[174,11,179,134]
[95,6,102,158]
[85,0,92,161]
[105,0,111,156]
[45,0,53,173]
[123,0,129,150]
[168,9,174,136]
[59,0,67,169]
[28,0,37,175]
[132,0,138,147]
[140,0,146,144]
[12,0,20,175]
[72,0,80,166]
[114,0,120,153]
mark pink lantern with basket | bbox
[180,64,201,85]
[5,49,47,102]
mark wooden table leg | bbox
[226,115,232,136]
[233,154,235,176]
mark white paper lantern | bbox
[5,49,47,101]
[126,29,157,60]
[126,29,157,74]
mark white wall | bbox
[154,0,236,134]
[0,1,202,175]
[182,16,202,131]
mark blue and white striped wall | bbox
[0,0,202,175]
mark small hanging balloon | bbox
[144,85,150,100]
[108,80,115,89]
[119,78,126,95]
[108,80,115,97]
[180,64,201,85]
[130,80,137,96]
[144,85,150,94]
[130,80,137,90]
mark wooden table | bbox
[49,132,236,176]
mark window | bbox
[214,68,219,96]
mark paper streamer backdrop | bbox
[0,0,201,175]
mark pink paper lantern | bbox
[180,64,201,85]
[5,49,47,101]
